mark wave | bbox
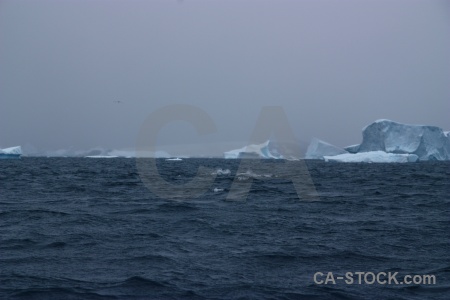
[211,168,231,175]
[7,288,112,300]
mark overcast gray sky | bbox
[1,0,449,154]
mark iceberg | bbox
[223,140,283,159]
[84,148,135,158]
[165,157,182,161]
[344,144,360,154]
[358,119,450,161]
[106,150,135,158]
[324,151,419,163]
[305,138,348,159]
[305,119,449,162]
[0,146,22,159]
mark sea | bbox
[0,158,449,299]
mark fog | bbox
[1,0,449,156]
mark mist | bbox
[1,0,449,155]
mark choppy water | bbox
[0,158,449,299]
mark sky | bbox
[0,0,449,155]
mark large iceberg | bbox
[305,119,450,162]
[358,119,450,161]
[0,146,22,159]
[324,151,419,163]
[305,138,347,159]
[224,140,283,159]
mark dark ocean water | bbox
[0,158,449,299]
